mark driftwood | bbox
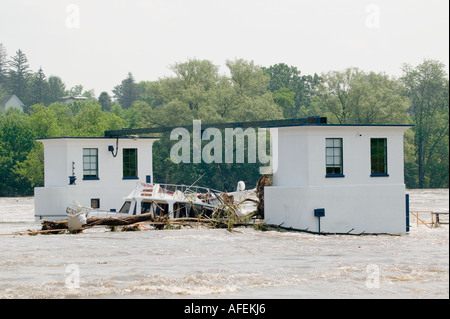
[255,174,272,218]
[38,185,264,234]
[41,213,158,231]
[41,220,70,231]
[221,191,234,205]
[85,213,157,226]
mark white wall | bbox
[265,125,410,234]
[42,141,68,187]
[35,137,158,219]
[273,126,408,187]
[35,185,136,219]
[265,184,407,234]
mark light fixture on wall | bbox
[108,137,119,157]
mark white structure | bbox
[34,137,158,220]
[0,94,24,112]
[61,95,88,104]
[264,124,412,235]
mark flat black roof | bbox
[104,117,413,138]
[36,136,159,141]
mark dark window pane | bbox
[370,138,387,175]
[325,138,343,176]
[83,148,98,178]
[123,148,138,178]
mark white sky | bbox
[0,0,448,96]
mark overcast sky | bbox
[1,0,448,96]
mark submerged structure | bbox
[34,137,158,220]
[35,117,412,234]
[264,123,412,234]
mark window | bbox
[123,148,138,179]
[119,201,131,215]
[83,148,98,179]
[326,138,344,177]
[371,138,388,176]
[91,198,100,209]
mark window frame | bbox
[370,138,389,177]
[123,148,138,179]
[82,148,99,180]
[325,138,345,178]
[91,198,100,209]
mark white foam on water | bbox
[0,190,448,298]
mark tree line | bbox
[0,43,448,196]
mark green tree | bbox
[167,59,221,121]
[98,91,112,111]
[318,68,410,124]
[0,105,61,195]
[225,59,282,121]
[8,49,31,104]
[263,63,322,118]
[71,101,126,136]
[272,87,295,117]
[28,104,61,138]
[0,100,134,195]
[0,43,8,87]
[226,59,268,96]
[318,67,360,124]
[138,81,165,109]
[46,102,75,136]
[171,59,219,91]
[47,76,66,104]
[145,59,225,125]
[29,67,49,106]
[0,83,9,103]
[349,71,410,124]
[403,129,419,188]
[113,72,139,109]
[0,108,36,195]
[139,58,282,127]
[139,58,282,191]
[401,59,449,188]
[69,84,83,96]
[14,142,44,189]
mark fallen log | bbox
[41,220,69,231]
[255,174,272,218]
[41,213,157,231]
[85,213,156,227]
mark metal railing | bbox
[137,183,223,204]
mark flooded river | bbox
[0,189,448,299]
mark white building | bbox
[61,95,89,104]
[264,124,412,235]
[0,94,24,112]
[34,118,412,234]
[34,137,158,220]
